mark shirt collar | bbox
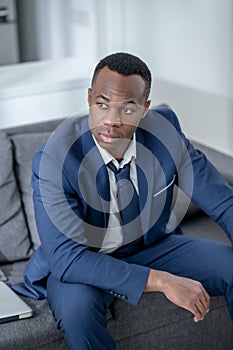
[92,134,136,169]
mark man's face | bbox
[88,67,150,160]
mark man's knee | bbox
[46,275,116,350]
[57,286,106,333]
[48,279,104,329]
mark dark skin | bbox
[88,67,210,322]
[88,66,150,161]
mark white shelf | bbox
[0,57,91,100]
[0,57,91,128]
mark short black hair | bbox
[92,52,151,96]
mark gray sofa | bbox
[0,116,232,350]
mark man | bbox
[20,53,233,349]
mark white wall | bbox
[124,0,233,155]
[124,0,233,96]
[94,0,127,59]
[151,0,233,96]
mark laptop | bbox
[0,281,33,323]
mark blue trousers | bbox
[47,235,233,350]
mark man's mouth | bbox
[99,133,120,143]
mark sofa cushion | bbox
[0,261,68,350]
[181,211,231,245]
[0,131,32,262]
[11,132,51,250]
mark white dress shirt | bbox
[92,135,138,253]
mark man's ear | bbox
[142,100,151,118]
[88,88,92,106]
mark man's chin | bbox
[99,139,129,159]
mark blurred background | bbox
[0,0,232,155]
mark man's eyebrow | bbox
[122,100,137,105]
[95,95,137,105]
[95,94,110,101]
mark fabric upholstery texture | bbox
[11,133,51,249]
[0,261,68,350]
[0,131,32,262]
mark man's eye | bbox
[97,103,108,109]
[121,108,133,114]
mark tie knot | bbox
[107,161,131,181]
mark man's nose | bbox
[103,107,122,127]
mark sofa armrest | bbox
[191,140,233,186]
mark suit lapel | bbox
[136,128,155,235]
[81,130,110,228]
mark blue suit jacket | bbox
[14,108,233,304]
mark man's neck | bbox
[92,134,136,167]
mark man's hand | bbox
[144,269,210,323]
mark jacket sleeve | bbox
[32,149,149,305]
[168,109,233,244]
